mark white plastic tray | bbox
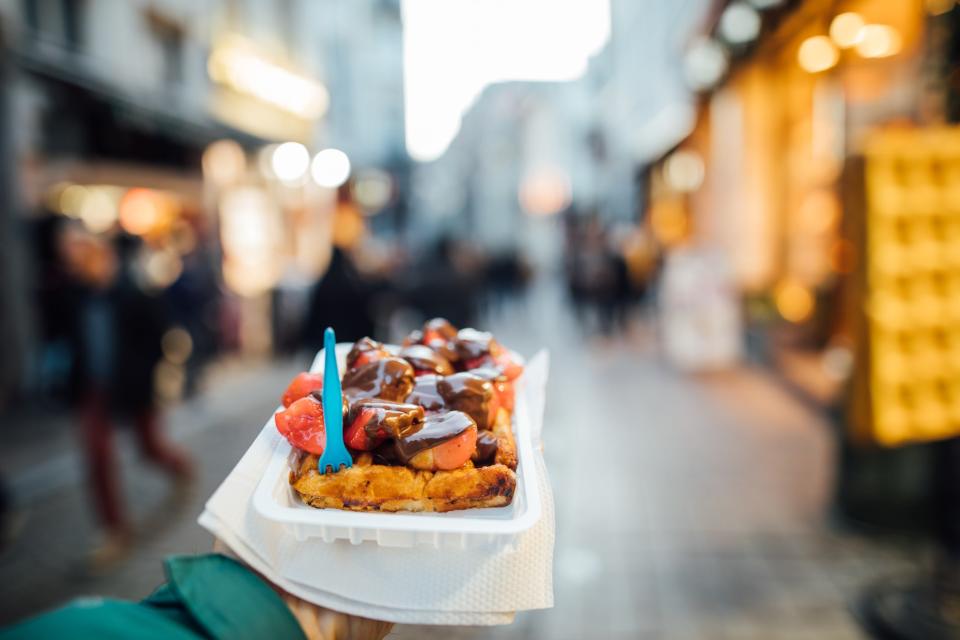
[251,344,542,548]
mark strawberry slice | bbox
[281,372,324,408]
[462,355,494,371]
[351,350,386,369]
[422,328,446,344]
[344,407,384,451]
[274,395,326,454]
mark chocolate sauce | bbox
[348,399,424,439]
[467,366,507,383]
[393,410,475,464]
[400,344,454,375]
[472,430,498,466]
[406,374,446,411]
[342,357,414,403]
[424,318,458,340]
[346,337,388,370]
[437,372,492,430]
[401,329,423,347]
[428,338,460,365]
[455,328,495,361]
[372,440,401,465]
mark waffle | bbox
[290,409,518,512]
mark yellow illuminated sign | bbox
[864,128,960,446]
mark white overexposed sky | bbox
[401,0,610,162]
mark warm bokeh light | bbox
[208,35,329,120]
[310,148,352,188]
[518,167,571,216]
[119,188,164,236]
[58,184,88,218]
[799,189,840,234]
[79,187,119,233]
[664,150,705,193]
[332,202,367,249]
[649,200,689,246]
[202,139,246,186]
[219,186,283,297]
[829,12,865,49]
[142,248,183,289]
[774,280,815,323]
[855,25,902,58]
[798,35,839,73]
[271,142,310,184]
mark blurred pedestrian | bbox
[405,234,481,328]
[59,228,193,567]
[303,193,377,348]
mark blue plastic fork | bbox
[316,327,352,475]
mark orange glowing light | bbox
[519,168,571,216]
[774,280,814,323]
[119,188,164,236]
[829,13,865,49]
[650,200,689,247]
[798,36,839,73]
[855,25,902,59]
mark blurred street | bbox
[3,0,960,637]
[0,283,920,637]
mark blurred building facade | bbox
[408,0,707,263]
[0,0,409,405]
[646,0,960,521]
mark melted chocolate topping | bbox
[402,329,424,347]
[345,337,388,370]
[393,410,475,463]
[406,374,446,411]
[437,372,492,430]
[455,328,495,361]
[467,365,507,383]
[424,318,458,340]
[473,430,498,466]
[342,357,414,403]
[348,399,424,439]
[400,344,454,375]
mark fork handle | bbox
[321,328,344,451]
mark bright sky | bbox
[401,0,611,162]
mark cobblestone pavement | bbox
[0,284,920,638]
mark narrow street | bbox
[0,286,918,638]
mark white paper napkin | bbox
[198,351,554,626]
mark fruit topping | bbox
[399,344,455,376]
[281,372,324,408]
[274,395,326,455]
[345,337,390,371]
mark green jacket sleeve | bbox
[0,554,306,640]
